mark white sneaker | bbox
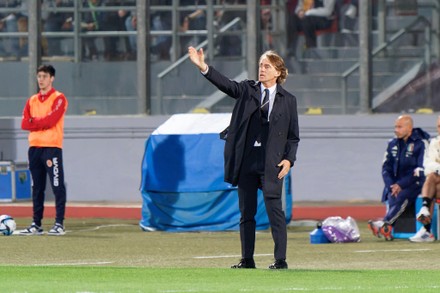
[409,227,435,243]
[47,223,66,236]
[416,206,431,225]
[345,4,357,19]
[18,223,44,236]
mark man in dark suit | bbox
[188,46,300,269]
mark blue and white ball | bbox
[0,215,16,236]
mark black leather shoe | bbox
[268,259,288,269]
[231,258,256,269]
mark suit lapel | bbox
[269,90,283,125]
[236,85,261,131]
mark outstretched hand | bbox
[188,46,208,72]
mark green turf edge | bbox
[1,266,440,293]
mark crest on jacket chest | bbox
[405,143,414,157]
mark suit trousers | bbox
[238,146,287,260]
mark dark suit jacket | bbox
[203,66,300,197]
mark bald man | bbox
[369,115,430,240]
[410,116,440,242]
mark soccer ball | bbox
[0,215,16,236]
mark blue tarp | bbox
[140,114,292,232]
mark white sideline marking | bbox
[354,248,431,253]
[161,285,440,292]
[193,253,272,259]
[33,261,114,266]
[281,285,440,291]
[11,224,135,235]
[72,224,136,232]
[160,290,199,293]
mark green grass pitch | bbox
[1,218,440,292]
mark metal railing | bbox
[0,2,247,63]
[156,16,244,114]
[341,15,433,114]
[0,3,137,62]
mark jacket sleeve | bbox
[382,142,395,188]
[203,66,244,99]
[21,99,42,131]
[424,138,440,175]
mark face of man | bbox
[258,56,280,87]
[37,72,54,93]
[394,117,412,140]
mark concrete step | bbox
[315,25,430,48]
[288,57,420,74]
[298,46,426,60]
[286,72,402,90]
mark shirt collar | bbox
[38,88,56,102]
[260,83,277,96]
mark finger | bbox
[278,169,286,179]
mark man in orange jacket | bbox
[19,64,68,236]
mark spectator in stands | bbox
[214,0,246,56]
[340,0,380,33]
[123,0,172,61]
[16,0,29,57]
[0,0,21,59]
[43,0,74,56]
[188,46,299,270]
[117,8,135,60]
[340,0,357,33]
[368,115,430,241]
[287,0,336,57]
[179,0,206,56]
[124,11,136,57]
[100,0,121,61]
[410,116,440,243]
[118,2,136,60]
[150,0,171,60]
[81,0,102,61]
[100,0,134,61]
[260,3,273,51]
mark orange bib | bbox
[28,91,67,148]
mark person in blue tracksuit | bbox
[368,115,429,240]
